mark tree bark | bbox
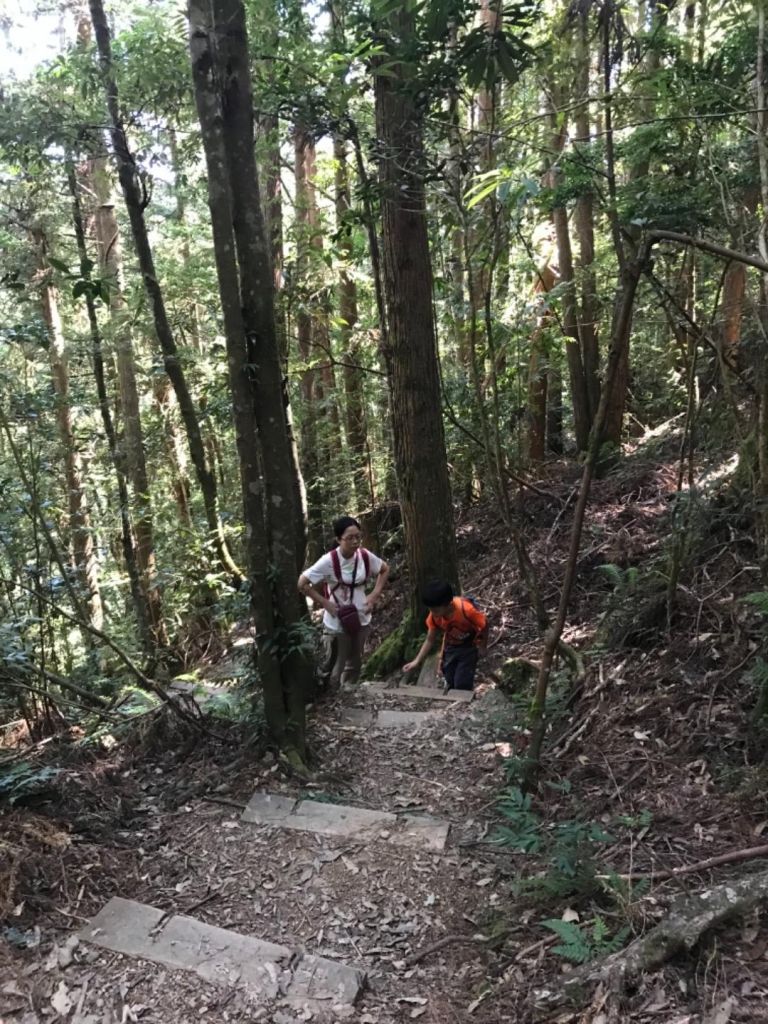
[88,157,167,647]
[374,6,459,623]
[334,132,369,508]
[574,9,600,422]
[294,125,325,559]
[188,0,313,758]
[88,0,242,585]
[66,159,156,652]
[34,231,103,632]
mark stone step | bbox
[362,681,473,702]
[340,708,436,729]
[79,897,364,1008]
[242,792,449,852]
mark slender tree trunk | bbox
[154,377,194,528]
[88,0,241,585]
[527,259,557,463]
[574,9,600,421]
[447,22,466,365]
[374,6,459,623]
[755,0,768,576]
[303,135,342,511]
[88,157,167,647]
[294,126,325,558]
[552,184,591,452]
[602,6,663,449]
[719,261,746,368]
[67,160,156,652]
[334,133,369,507]
[547,366,564,455]
[466,0,500,370]
[34,231,103,631]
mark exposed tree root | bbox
[534,867,768,1011]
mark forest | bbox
[1,0,768,1020]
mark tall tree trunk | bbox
[602,4,663,448]
[154,377,194,528]
[88,157,167,647]
[755,0,768,576]
[374,6,459,623]
[260,113,285,352]
[201,0,315,753]
[188,0,313,758]
[294,126,325,559]
[527,261,557,463]
[67,160,157,652]
[552,180,591,452]
[34,231,103,631]
[88,0,242,585]
[303,138,341,446]
[574,8,600,422]
[334,132,369,508]
[466,0,500,372]
[330,78,376,509]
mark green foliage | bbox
[493,782,613,901]
[543,915,630,964]
[495,786,542,852]
[743,592,768,617]
[0,760,61,805]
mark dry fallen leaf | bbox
[703,998,734,1024]
[51,980,73,1017]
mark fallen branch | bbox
[406,932,491,966]
[0,576,204,730]
[601,843,768,882]
[536,867,768,1010]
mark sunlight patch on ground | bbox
[697,453,739,492]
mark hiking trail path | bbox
[16,657,518,1024]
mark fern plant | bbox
[744,591,768,617]
[543,915,630,964]
[0,761,61,804]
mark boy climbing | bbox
[403,579,487,691]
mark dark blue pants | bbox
[442,645,478,691]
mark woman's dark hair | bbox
[332,515,361,541]
[422,579,454,607]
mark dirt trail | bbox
[1,682,521,1024]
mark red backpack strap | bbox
[329,548,359,605]
[360,548,371,579]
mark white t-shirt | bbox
[304,548,383,634]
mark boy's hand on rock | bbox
[403,660,419,673]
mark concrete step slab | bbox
[242,792,449,852]
[79,897,363,1007]
[363,681,473,702]
[340,707,437,729]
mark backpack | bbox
[322,547,371,600]
[451,595,487,644]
